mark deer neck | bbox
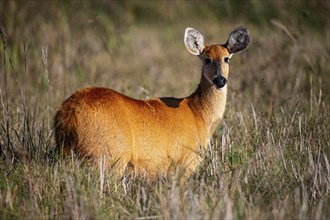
[188,73,227,137]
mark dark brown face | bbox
[200,45,231,89]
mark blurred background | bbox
[1,1,329,107]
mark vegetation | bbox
[0,1,329,219]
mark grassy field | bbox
[0,1,329,219]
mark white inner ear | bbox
[184,27,205,56]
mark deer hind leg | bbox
[54,106,79,157]
[107,154,131,177]
[95,140,132,177]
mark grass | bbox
[0,1,329,219]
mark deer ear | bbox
[184,27,205,56]
[226,26,249,54]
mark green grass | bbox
[1,1,329,219]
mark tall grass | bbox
[0,1,329,219]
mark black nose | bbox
[212,76,227,89]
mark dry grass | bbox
[0,1,329,219]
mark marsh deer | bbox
[54,27,249,177]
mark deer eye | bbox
[224,57,230,63]
[204,58,211,65]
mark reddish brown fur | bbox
[54,27,248,177]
